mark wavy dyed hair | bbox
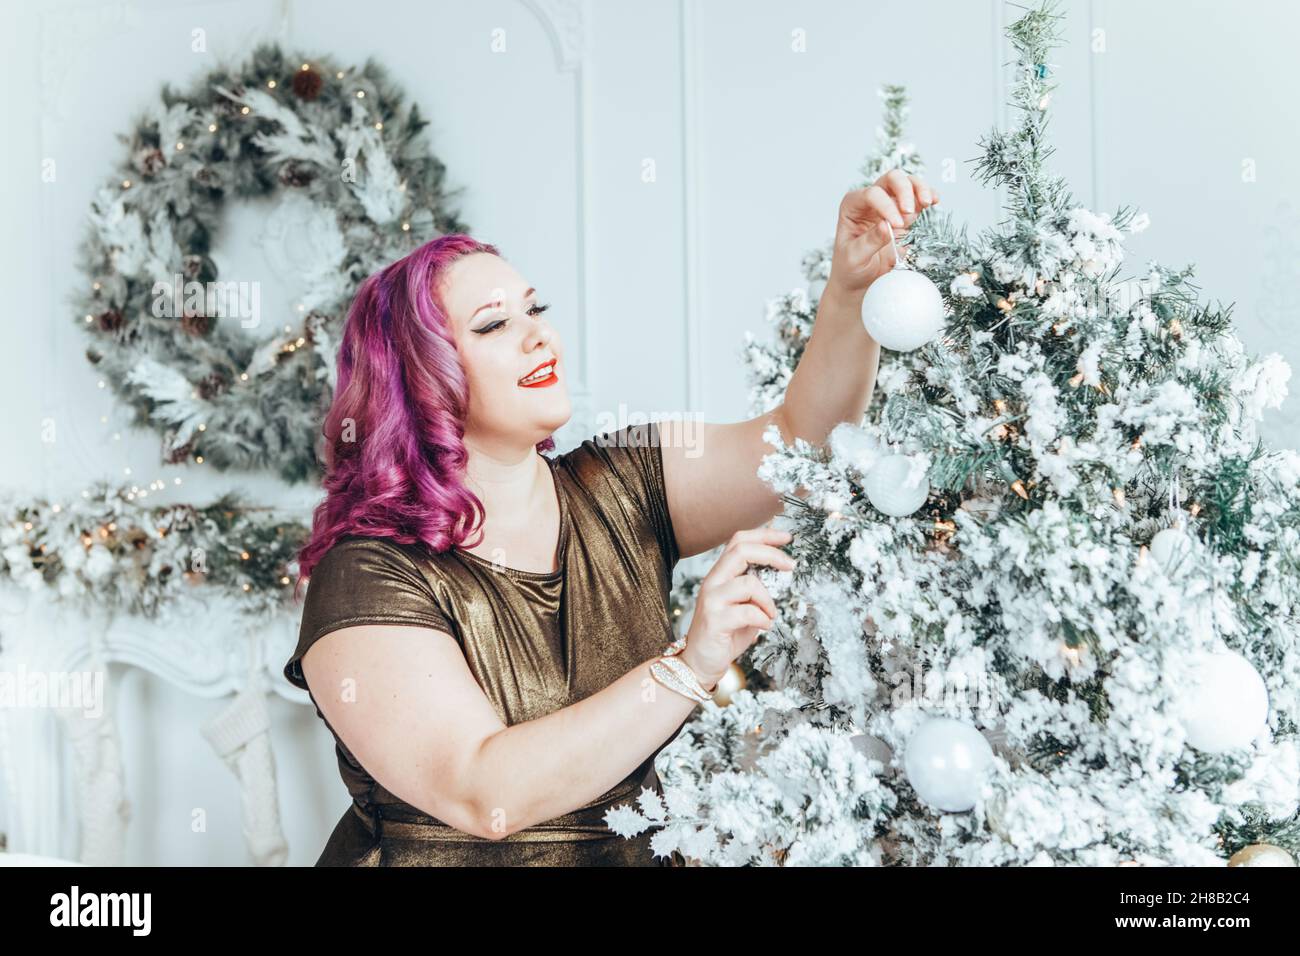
[295,234,555,592]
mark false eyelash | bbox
[476,302,551,335]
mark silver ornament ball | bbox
[903,716,994,812]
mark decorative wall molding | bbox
[520,0,596,448]
[521,0,587,72]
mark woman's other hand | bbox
[680,526,795,689]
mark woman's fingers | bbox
[850,218,898,270]
[882,169,915,217]
[843,184,904,229]
[877,171,939,231]
[708,596,773,638]
[724,526,793,554]
[844,171,936,237]
[715,573,777,620]
[703,539,795,587]
[697,526,793,591]
[909,173,937,207]
[735,604,773,634]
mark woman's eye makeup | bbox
[473,302,551,335]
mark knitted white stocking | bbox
[200,677,289,866]
[56,676,130,866]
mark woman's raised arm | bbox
[660,169,938,559]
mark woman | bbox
[284,169,938,866]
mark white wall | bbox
[0,0,1296,864]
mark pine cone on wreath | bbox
[191,164,220,189]
[196,371,228,400]
[180,311,214,337]
[181,253,217,283]
[133,146,166,176]
[96,308,125,333]
[163,436,195,465]
[277,161,315,188]
[291,67,323,101]
[302,311,326,345]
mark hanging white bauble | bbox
[860,267,946,351]
[903,716,994,812]
[1179,649,1269,753]
[1148,527,1194,576]
[864,454,930,517]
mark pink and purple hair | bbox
[294,233,555,594]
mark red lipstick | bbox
[518,359,558,388]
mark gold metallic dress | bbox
[284,421,688,866]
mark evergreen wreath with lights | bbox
[75,43,469,484]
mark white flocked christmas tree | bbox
[606,0,1300,867]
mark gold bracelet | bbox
[649,655,713,704]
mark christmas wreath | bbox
[74,44,469,483]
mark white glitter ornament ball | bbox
[1179,649,1269,753]
[903,717,994,812]
[1148,527,1194,576]
[864,454,930,517]
[860,267,946,351]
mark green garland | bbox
[0,481,308,620]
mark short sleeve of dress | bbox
[584,420,681,571]
[283,536,455,692]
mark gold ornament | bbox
[710,663,747,707]
[1227,844,1296,867]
